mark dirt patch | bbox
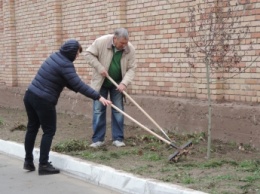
[0,106,259,194]
[1,86,260,148]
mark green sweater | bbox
[103,47,123,87]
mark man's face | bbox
[113,36,128,50]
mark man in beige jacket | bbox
[85,28,136,148]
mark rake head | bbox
[168,140,193,162]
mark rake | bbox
[110,103,192,162]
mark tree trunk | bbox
[206,57,212,159]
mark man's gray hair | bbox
[114,28,129,39]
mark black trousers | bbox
[23,90,56,165]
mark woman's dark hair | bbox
[79,44,82,53]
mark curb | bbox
[0,139,207,194]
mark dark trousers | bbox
[23,90,56,165]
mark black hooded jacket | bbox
[28,39,100,105]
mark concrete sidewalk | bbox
[0,153,121,194]
[0,139,207,194]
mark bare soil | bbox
[0,106,259,194]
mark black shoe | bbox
[38,162,60,175]
[23,161,36,171]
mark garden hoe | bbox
[110,104,192,162]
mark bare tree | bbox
[185,0,256,159]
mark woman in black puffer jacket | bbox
[23,39,111,175]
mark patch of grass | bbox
[243,144,257,151]
[227,141,237,148]
[186,132,206,144]
[240,169,260,184]
[0,117,3,125]
[143,152,162,161]
[80,152,97,159]
[53,139,143,163]
[116,148,139,156]
[161,172,197,184]
[181,174,196,184]
[225,160,239,166]
[195,146,207,154]
[240,183,260,194]
[161,173,181,182]
[52,135,260,194]
[160,165,179,173]
[129,164,153,175]
[239,160,259,172]
[237,160,260,189]
[80,148,140,162]
[199,159,225,168]
[196,159,240,169]
[52,139,88,152]
[109,152,120,159]
[80,151,111,161]
[139,135,159,143]
[215,174,235,181]
[160,175,174,182]
[243,174,260,183]
[99,155,111,161]
[240,183,252,192]
[211,191,231,194]
[179,162,199,168]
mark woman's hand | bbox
[98,96,111,106]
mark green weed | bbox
[199,159,224,168]
[109,152,120,159]
[227,141,237,148]
[0,117,3,125]
[160,165,179,173]
[130,164,152,175]
[188,132,206,144]
[239,160,259,172]
[160,175,174,182]
[81,151,110,161]
[181,175,196,184]
[215,174,235,181]
[143,152,162,161]
[52,139,88,152]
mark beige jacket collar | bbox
[106,36,130,54]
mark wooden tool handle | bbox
[106,75,172,142]
[110,104,171,145]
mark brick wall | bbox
[0,0,259,101]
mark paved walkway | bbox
[0,139,207,194]
[0,153,121,194]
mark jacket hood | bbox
[59,39,79,62]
